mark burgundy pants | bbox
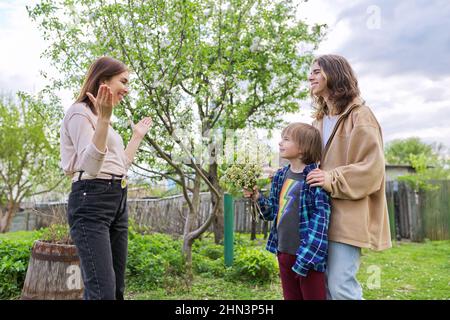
[277,252,326,300]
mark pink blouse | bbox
[60,102,132,181]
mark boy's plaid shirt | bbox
[257,163,331,277]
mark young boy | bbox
[244,122,330,300]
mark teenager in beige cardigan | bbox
[306,54,392,300]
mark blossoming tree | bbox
[28,0,325,275]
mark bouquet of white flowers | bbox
[220,162,264,221]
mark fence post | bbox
[389,181,398,240]
[224,193,234,267]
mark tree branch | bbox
[30,175,66,196]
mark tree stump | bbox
[21,240,84,300]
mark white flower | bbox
[152,79,161,87]
[250,37,261,52]
[204,8,211,17]
[175,12,183,20]
[221,2,230,12]
[156,25,169,34]
[160,38,171,48]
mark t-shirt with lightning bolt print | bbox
[276,169,305,255]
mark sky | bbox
[1,0,449,155]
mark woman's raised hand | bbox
[132,117,153,140]
[86,84,113,120]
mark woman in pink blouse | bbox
[60,56,152,300]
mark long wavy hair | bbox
[76,56,128,115]
[311,54,360,120]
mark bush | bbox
[0,229,279,298]
[0,236,36,299]
[191,237,278,283]
[198,244,223,260]
[192,254,226,277]
[126,232,185,290]
[230,246,278,283]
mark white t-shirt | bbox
[322,115,339,148]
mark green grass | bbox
[2,230,448,300]
[127,276,283,300]
[356,240,450,300]
[0,230,41,242]
[126,237,450,300]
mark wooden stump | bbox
[21,240,84,300]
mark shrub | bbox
[192,254,226,277]
[0,236,36,299]
[198,244,223,260]
[230,246,278,283]
[126,232,185,290]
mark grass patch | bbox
[126,237,450,300]
[1,230,448,300]
[0,230,42,242]
[127,275,283,300]
[357,240,450,300]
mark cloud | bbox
[0,1,74,108]
[0,1,48,94]
[333,0,450,79]
[1,0,449,154]
[294,0,450,152]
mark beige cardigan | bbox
[313,97,392,251]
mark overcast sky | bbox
[1,0,449,155]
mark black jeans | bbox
[67,179,128,300]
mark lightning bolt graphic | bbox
[277,180,297,225]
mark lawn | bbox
[126,235,450,300]
[1,231,448,300]
[357,240,450,299]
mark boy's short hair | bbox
[281,122,322,164]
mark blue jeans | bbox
[67,179,128,300]
[326,241,363,300]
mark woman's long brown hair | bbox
[76,56,128,115]
[311,54,360,120]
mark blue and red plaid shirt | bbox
[257,163,331,277]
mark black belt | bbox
[76,171,127,189]
[76,171,124,181]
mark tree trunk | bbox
[182,236,194,282]
[262,221,269,239]
[208,162,224,244]
[182,174,202,282]
[0,200,19,233]
[250,218,257,240]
